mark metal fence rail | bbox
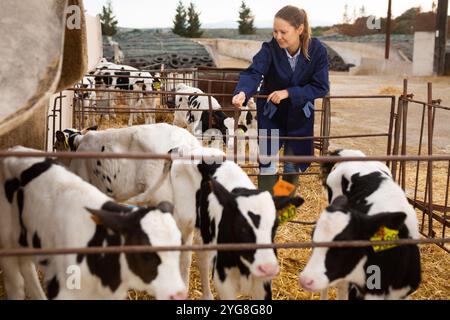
[394,80,450,252]
[0,238,448,258]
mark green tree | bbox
[99,0,118,36]
[186,2,203,38]
[392,6,422,34]
[396,6,422,21]
[238,1,256,35]
[172,0,187,36]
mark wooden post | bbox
[385,0,392,60]
[435,0,449,75]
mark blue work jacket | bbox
[233,37,329,171]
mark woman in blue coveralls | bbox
[232,5,329,205]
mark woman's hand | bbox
[267,90,289,104]
[232,91,246,107]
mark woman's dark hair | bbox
[275,5,312,60]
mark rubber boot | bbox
[257,174,279,195]
[278,163,300,223]
[282,173,300,196]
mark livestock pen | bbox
[1,69,448,299]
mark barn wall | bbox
[413,32,435,76]
[86,14,103,70]
[0,102,48,150]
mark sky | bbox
[84,0,442,29]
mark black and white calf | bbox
[93,58,142,90]
[92,58,161,125]
[54,126,98,152]
[54,124,303,299]
[319,150,419,236]
[91,59,137,120]
[74,76,97,127]
[299,149,421,300]
[128,76,160,126]
[93,59,161,93]
[169,147,304,299]
[0,146,187,300]
[237,98,257,132]
[236,98,259,159]
[170,83,258,156]
[54,126,98,166]
[170,83,236,146]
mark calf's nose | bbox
[257,263,280,278]
[299,276,315,291]
[169,291,188,300]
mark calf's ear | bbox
[272,195,304,210]
[85,207,138,233]
[87,125,98,131]
[166,95,178,108]
[327,195,348,212]
[157,201,174,214]
[213,111,228,127]
[237,124,248,132]
[361,211,407,237]
[209,178,234,207]
[81,125,98,135]
[320,149,343,180]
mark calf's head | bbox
[299,195,406,292]
[151,73,161,91]
[320,149,367,201]
[172,85,203,108]
[54,126,98,152]
[320,149,366,182]
[86,201,187,300]
[209,178,304,279]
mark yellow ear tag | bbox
[153,82,161,90]
[273,178,296,197]
[64,136,70,150]
[370,226,399,252]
